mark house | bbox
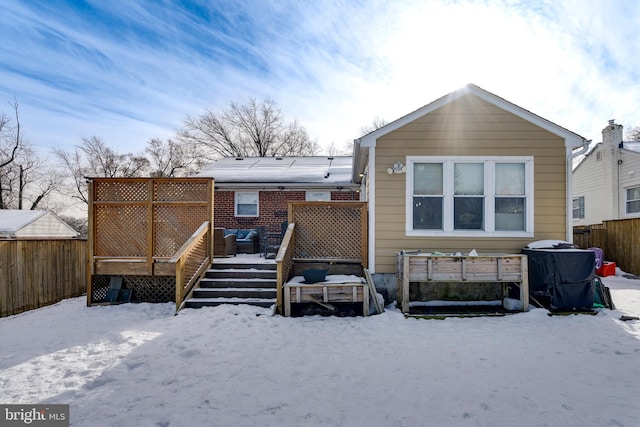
[572,120,640,225]
[197,156,359,234]
[0,209,79,239]
[352,84,588,292]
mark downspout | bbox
[570,139,591,160]
[567,138,591,242]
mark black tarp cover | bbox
[521,248,595,309]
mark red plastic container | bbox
[596,261,616,277]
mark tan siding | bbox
[373,94,568,273]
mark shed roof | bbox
[197,156,354,186]
[0,209,79,239]
[0,210,48,233]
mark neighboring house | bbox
[197,156,359,232]
[0,209,80,239]
[352,83,588,278]
[572,120,640,226]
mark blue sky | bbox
[1,0,640,155]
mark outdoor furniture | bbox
[259,221,288,258]
[224,228,258,253]
[213,227,236,257]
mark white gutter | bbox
[368,148,376,273]
[566,139,592,242]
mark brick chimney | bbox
[602,119,623,148]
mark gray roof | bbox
[197,156,354,186]
[0,209,79,238]
[0,210,48,233]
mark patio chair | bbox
[213,227,236,257]
[264,221,288,259]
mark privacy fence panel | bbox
[288,201,368,265]
[573,218,640,276]
[88,178,214,306]
[0,239,87,317]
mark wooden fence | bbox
[0,239,87,317]
[573,218,640,276]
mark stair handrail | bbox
[170,221,212,312]
[275,222,295,314]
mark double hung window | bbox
[626,186,640,215]
[572,196,585,219]
[235,192,258,216]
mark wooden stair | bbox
[185,260,277,309]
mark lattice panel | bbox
[154,180,210,202]
[153,205,208,257]
[95,205,148,256]
[126,275,175,302]
[90,275,110,303]
[292,205,363,259]
[90,275,174,303]
[94,181,148,202]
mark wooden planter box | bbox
[284,280,369,317]
[396,253,529,314]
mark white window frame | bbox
[235,191,259,217]
[306,191,331,201]
[406,156,534,237]
[573,196,585,220]
[625,185,640,216]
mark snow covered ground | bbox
[1,272,639,427]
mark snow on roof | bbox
[0,210,48,233]
[622,141,640,154]
[197,156,353,185]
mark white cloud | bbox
[1,0,640,156]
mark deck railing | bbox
[275,223,295,314]
[171,222,211,311]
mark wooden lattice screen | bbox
[88,178,213,305]
[288,201,368,264]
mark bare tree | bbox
[178,98,318,159]
[0,101,62,210]
[0,101,20,169]
[145,137,203,177]
[325,116,389,156]
[59,215,88,238]
[54,136,150,205]
[627,126,640,141]
[0,101,22,209]
[359,116,388,136]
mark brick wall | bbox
[213,189,358,231]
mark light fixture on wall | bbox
[387,161,406,175]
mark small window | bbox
[573,196,585,219]
[626,186,640,214]
[235,192,258,216]
[306,191,330,201]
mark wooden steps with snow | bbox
[185,260,277,309]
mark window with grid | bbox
[626,186,640,214]
[235,192,258,216]
[573,196,585,219]
[408,156,533,236]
